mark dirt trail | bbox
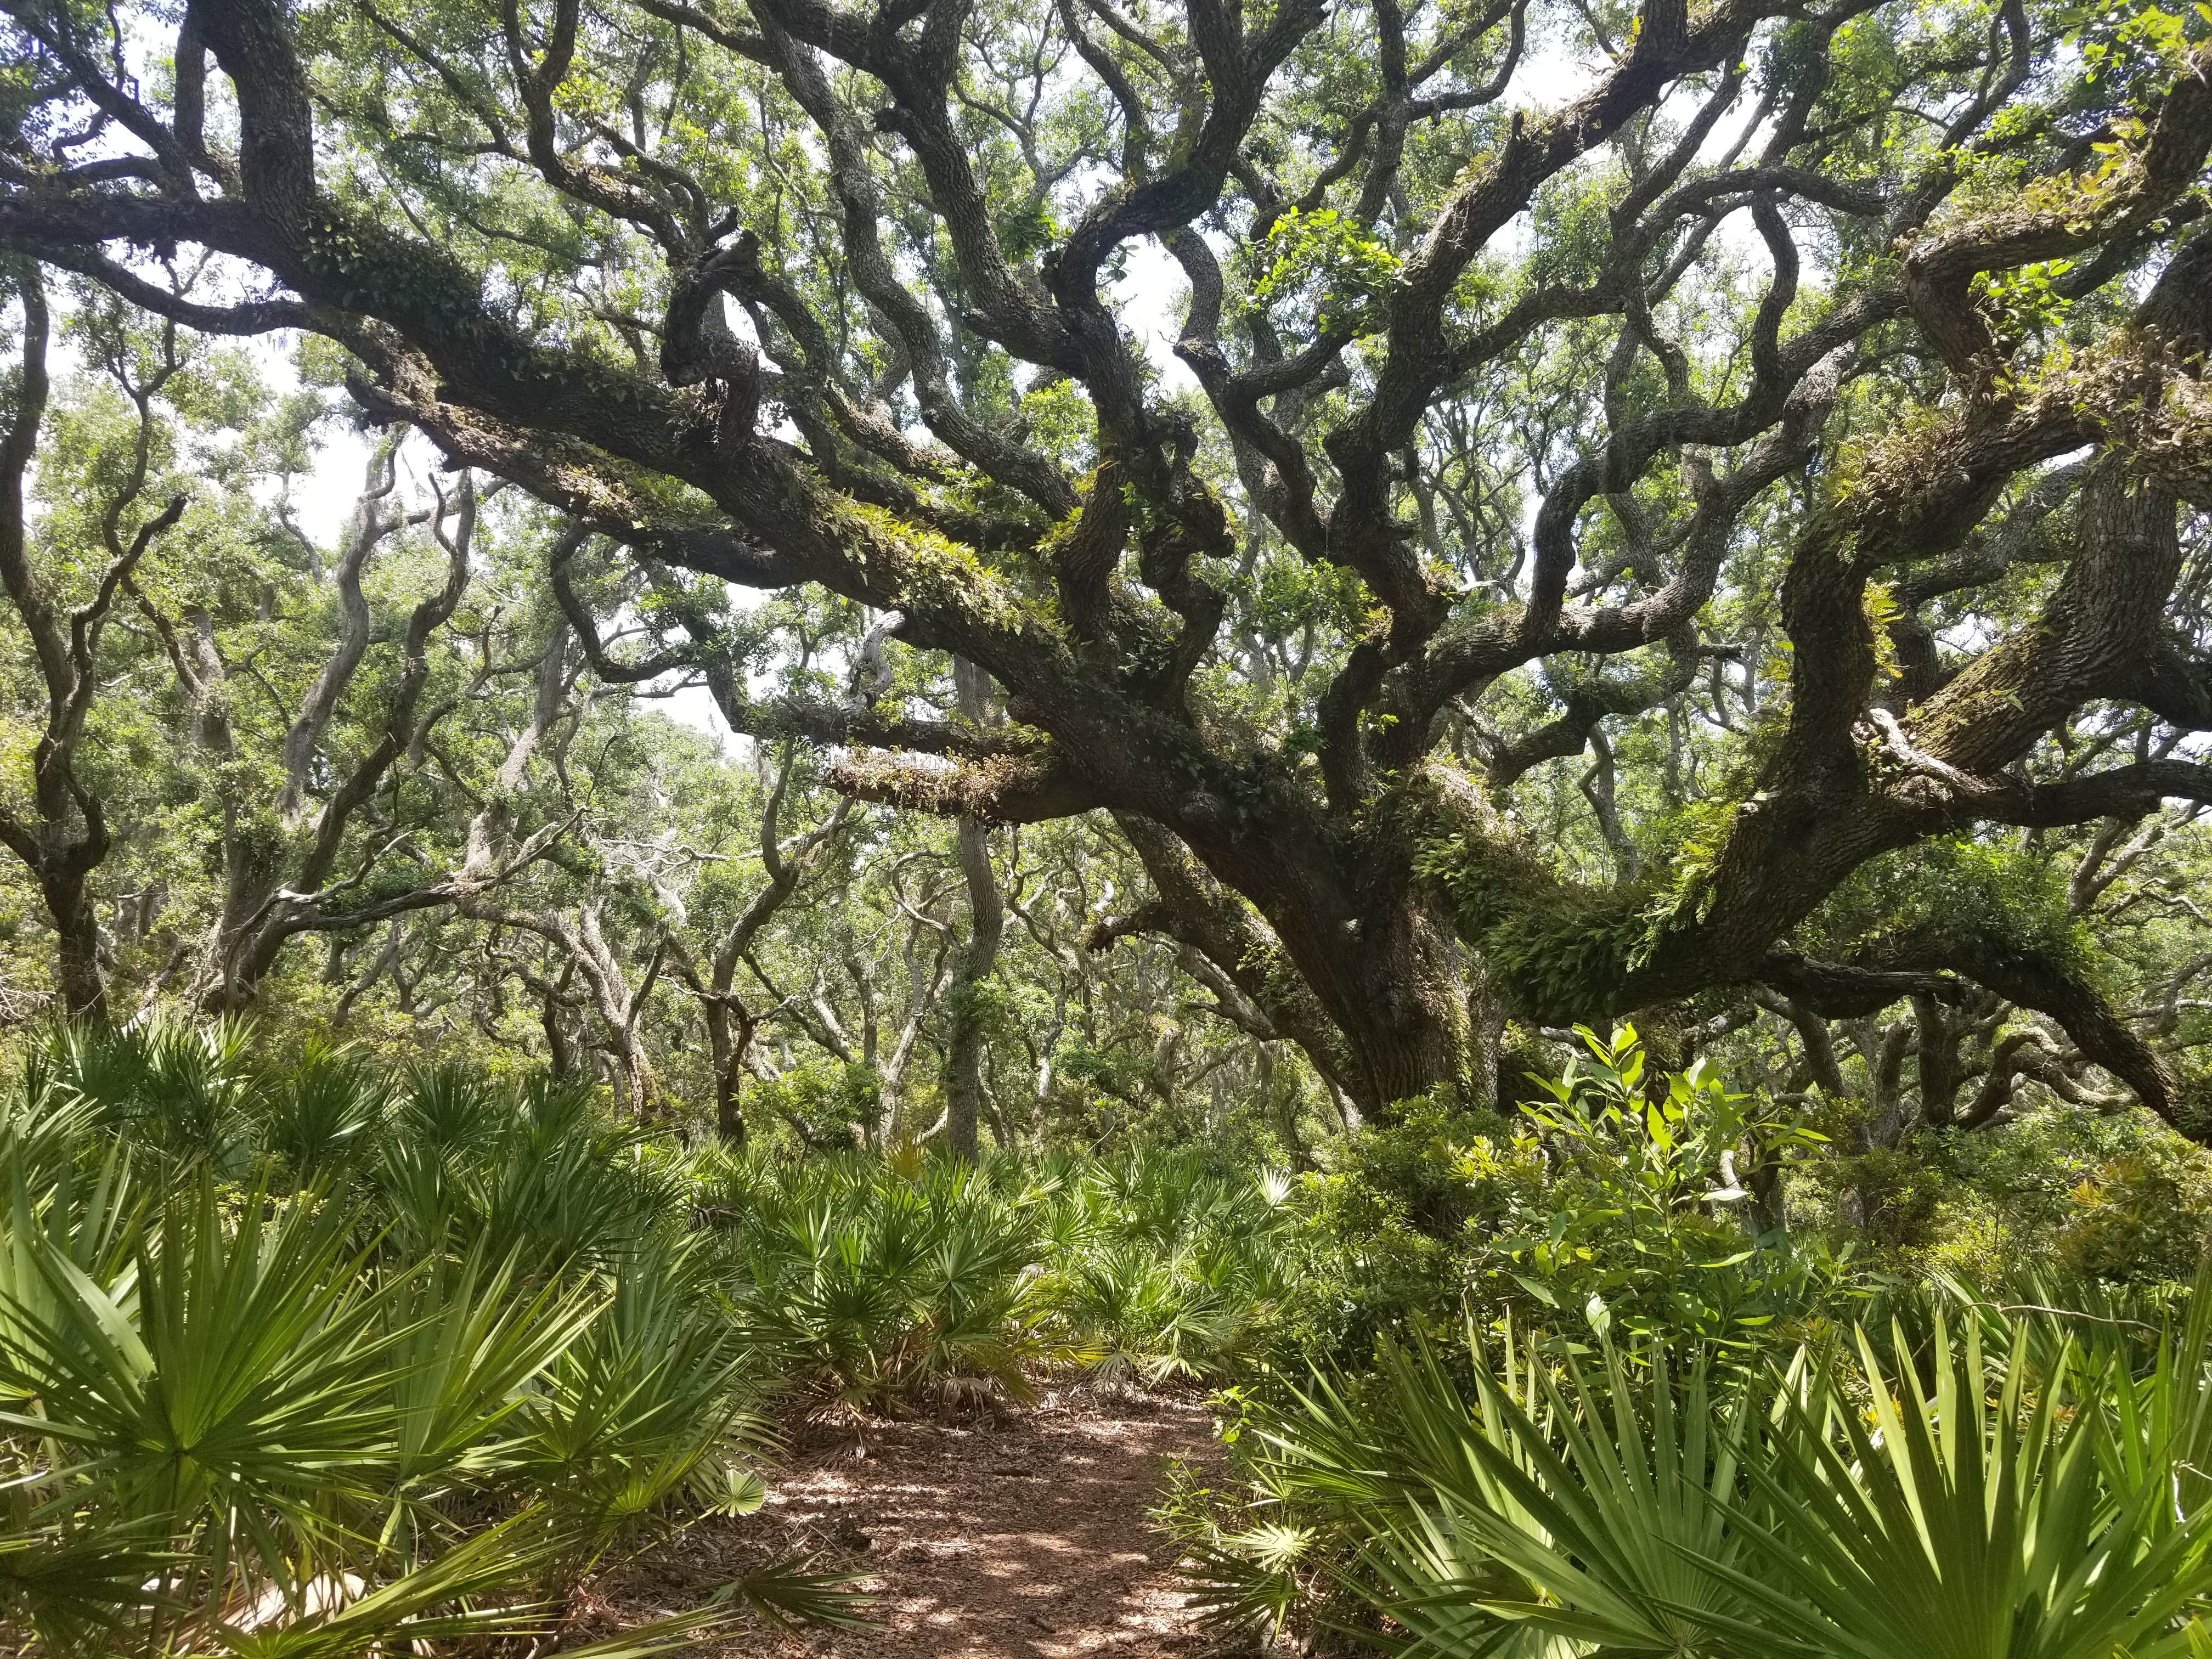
[588,1392,1229,1658]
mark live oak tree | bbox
[0,320,1264,1141]
[0,274,183,1017]
[0,334,597,1029]
[155,453,583,1012]
[3,0,2210,1127]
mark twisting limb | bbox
[0,270,187,1017]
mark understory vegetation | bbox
[1156,1029,2212,1656]
[1167,1287,2212,1657]
[0,1018,1299,1655]
[9,1017,2212,1654]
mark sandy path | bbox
[587,1391,1229,1658]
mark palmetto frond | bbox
[0,1030,857,1657]
[1195,1288,2212,1658]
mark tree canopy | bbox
[2,0,2211,1145]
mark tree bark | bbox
[945,816,1004,1157]
[1098,812,1487,1118]
[43,866,106,1021]
[944,658,1005,1159]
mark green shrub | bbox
[1274,1026,1854,1370]
[1173,1278,2212,1656]
[1033,1155,1295,1385]
[0,1022,863,1657]
[703,1148,1053,1409]
[2055,1147,2212,1283]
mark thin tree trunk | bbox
[944,658,1003,1159]
[945,815,1003,1158]
[708,998,757,1141]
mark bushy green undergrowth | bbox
[0,1019,867,1657]
[1273,1025,1861,1374]
[1156,1025,2212,1655]
[690,1142,1297,1408]
[10,1015,2212,1657]
[1166,1279,2212,1656]
[0,1019,1300,1655]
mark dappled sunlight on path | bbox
[589,1393,1228,1657]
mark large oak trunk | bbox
[1306,899,1489,1115]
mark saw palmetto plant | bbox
[1032,1155,1296,1386]
[0,1025,867,1657]
[696,1141,1298,1407]
[1178,1279,2212,1656]
[709,1148,1058,1408]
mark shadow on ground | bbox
[586,1392,1228,1658]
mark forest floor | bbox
[583,1388,1239,1658]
